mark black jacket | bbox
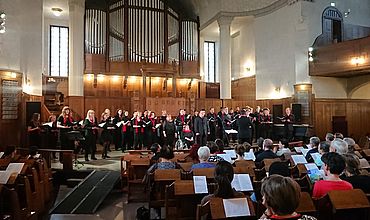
[237,116,254,138]
[194,116,210,135]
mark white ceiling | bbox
[43,0,69,20]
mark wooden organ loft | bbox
[80,0,200,115]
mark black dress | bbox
[28,121,41,147]
[57,115,75,150]
[83,118,98,159]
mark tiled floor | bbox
[50,146,149,220]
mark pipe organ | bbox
[84,0,199,77]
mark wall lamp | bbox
[308,47,314,62]
[0,11,6,34]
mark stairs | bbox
[50,170,121,214]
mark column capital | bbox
[217,16,234,27]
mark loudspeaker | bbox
[272,104,283,123]
[292,104,302,122]
[26,102,41,123]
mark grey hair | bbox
[330,138,348,155]
[309,137,320,147]
[198,146,211,161]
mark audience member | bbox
[318,141,330,155]
[312,152,352,199]
[144,145,181,183]
[214,139,225,153]
[259,175,317,220]
[325,133,334,142]
[201,161,244,205]
[208,141,223,162]
[334,133,344,139]
[234,143,250,161]
[191,146,216,170]
[255,139,278,163]
[343,137,356,153]
[329,138,348,155]
[150,143,161,162]
[1,146,17,160]
[306,137,320,162]
[341,153,370,193]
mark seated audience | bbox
[341,153,370,193]
[334,133,344,139]
[312,152,352,199]
[306,137,320,162]
[150,143,161,163]
[255,139,278,163]
[215,139,225,153]
[188,143,200,163]
[201,161,244,205]
[275,139,290,157]
[259,175,317,220]
[329,138,348,155]
[318,141,330,155]
[27,146,40,159]
[1,146,17,160]
[208,141,224,162]
[191,146,216,170]
[251,161,291,202]
[325,133,334,142]
[343,137,356,153]
[234,143,249,161]
[255,137,265,156]
[146,145,181,172]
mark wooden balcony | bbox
[309,36,370,77]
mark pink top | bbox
[312,180,353,199]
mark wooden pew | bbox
[234,160,256,169]
[165,180,217,220]
[126,157,151,202]
[192,168,215,182]
[149,169,181,218]
[197,196,256,219]
[262,158,281,172]
[296,192,316,217]
[316,189,370,220]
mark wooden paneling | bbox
[146,97,186,116]
[310,36,370,77]
[84,97,131,118]
[66,96,85,121]
[0,71,23,149]
[313,99,370,140]
[180,60,199,78]
[231,77,256,101]
[85,54,106,73]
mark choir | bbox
[26,105,295,161]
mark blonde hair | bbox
[86,110,95,122]
[61,106,70,117]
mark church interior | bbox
[0,0,370,219]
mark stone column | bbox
[217,16,233,100]
[68,0,85,96]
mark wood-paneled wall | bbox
[313,99,370,141]
[0,71,23,149]
[231,77,256,101]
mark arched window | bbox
[321,7,343,44]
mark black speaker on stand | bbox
[292,104,302,123]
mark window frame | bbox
[204,41,216,83]
[49,25,69,77]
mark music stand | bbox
[66,131,85,169]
